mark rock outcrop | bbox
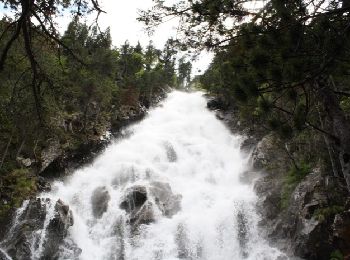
[41,199,74,259]
[252,136,350,260]
[91,186,111,218]
[206,95,229,111]
[0,88,171,258]
[1,198,75,260]
[149,181,182,217]
[119,182,182,228]
[206,95,350,260]
[40,140,63,173]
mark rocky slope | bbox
[207,95,350,260]
[0,89,169,243]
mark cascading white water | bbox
[2,91,288,260]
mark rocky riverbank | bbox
[0,88,169,243]
[206,94,350,260]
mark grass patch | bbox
[0,169,37,218]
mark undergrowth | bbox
[280,162,311,210]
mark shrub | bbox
[280,162,311,209]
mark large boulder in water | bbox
[1,198,75,260]
[91,186,111,218]
[119,185,154,227]
[120,185,147,213]
[119,182,182,228]
[206,96,229,111]
[40,199,74,259]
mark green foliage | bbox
[0,169,36,218]
[250,49,270,70]
[293,103,307,131]
[281,162,311,209]
[257,96,271,113]
[233,85,248,103]
[167,1,350,175]
[178,56,192,88]
[0,17,182,200]
[314,206,345,222]
[330,250,344,260]
[340,97,350,114]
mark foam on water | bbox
[3,91,288,260]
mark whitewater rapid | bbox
[3,91,287,260]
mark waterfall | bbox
[1,91,287,260]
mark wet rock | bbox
[111,105,147,133]
[39,138,109,179]
[164,142,177,162]
[41,199,74,259]
[251,134,279,169]
[240,137,259,153]
[1,198,74,260]
[2,198,48,260]
[332,202,350,257]
[215,111,225,120]
[120,186,147,213]
[91,186,111,218]
[149,182,182,217]
[0,249,11,260]
[36,176,51,192]
[58,238,82,260]
[236,210,249,258]
[119,186,153,227]
[256,167,349,260]
[285,172,329,258]
[206,96,229,111]
[255,174,284,221]
[129,201,155,226]
[120,182,182,228]
[40,140,63,173]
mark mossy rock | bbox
[0,169,37,219]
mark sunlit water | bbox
[2,91,287,260]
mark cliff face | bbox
[207,95,350,260]
[253,134,350,260]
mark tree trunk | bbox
[16,137,26,159]
[317,78,350,191]
[317,104,341,177]
[0,134,13,170]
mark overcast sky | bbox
[57,0,213,75]
[0,1,265,75]
[0,1,212,74]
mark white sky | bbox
[57,0,213,75]
[0,1,267,75]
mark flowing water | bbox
[1,91,287,260]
